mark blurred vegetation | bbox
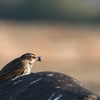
[0,0,100,23]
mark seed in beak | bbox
[38,57,42,61]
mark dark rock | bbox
[0,71,99,100]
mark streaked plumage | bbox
[0,53,42,83]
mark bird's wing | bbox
[0,58,25,81]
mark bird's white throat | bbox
[23,63,33,75]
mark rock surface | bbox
[0,72,99,100]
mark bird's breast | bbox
[23,63,33,75]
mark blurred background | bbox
[0,0,100,94]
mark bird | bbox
[0,53,42,84]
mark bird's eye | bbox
[32,56,35,58]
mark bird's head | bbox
[20,53,42,63]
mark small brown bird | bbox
[0,53,42,84]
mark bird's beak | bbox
[36,56,42,62]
